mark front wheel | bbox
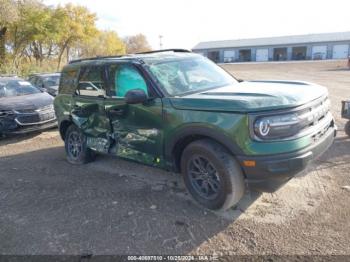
[181,139,245,211]
[64,124,95,164]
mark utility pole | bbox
[159,35,163,50]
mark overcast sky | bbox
[44,0,350,49]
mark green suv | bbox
[54,49,336,210]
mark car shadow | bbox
[0,132,39,145]
[0,146,260,255]
[313,134,350,171]
[0,128,58,146]
[294,134,350,178]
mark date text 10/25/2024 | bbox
[127,255,219,261]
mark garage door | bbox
[312,46,327,60]
[223,50,235,63]
[332,44,349,59]
[256,49,269,62]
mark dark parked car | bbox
[0,77,57,135]
[341,100,350,136]
[28,73,61,96]
[54,49,336,210]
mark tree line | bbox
[0,0,152,75]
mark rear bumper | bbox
[237,125,336,192]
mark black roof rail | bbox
[68,49,192,64]
[69,55,125,64]
[134,49,191,54]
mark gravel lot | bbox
[0,60,349,257]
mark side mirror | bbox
[125,89,148,104]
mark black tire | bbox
[64,124,95,164]
[345,121,350,137]
[181,139,245,211]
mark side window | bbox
[59,68,78,94]
[28,77,35,86]
[31,77,39,87]
[109,64,148,97]
[36,78,43,88]
[78,66,106,97]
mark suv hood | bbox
[0,92,54,111]
[169,80,328,113]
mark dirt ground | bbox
[0,60,349,257]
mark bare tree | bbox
[124,34,152,54]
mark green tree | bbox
[7,0,48,68]
[0,0,18,69]
[26,5,60,66]
[77,30,126,58]
[124,34,152,54]
[0,1,131,74]
[55,4,98,70]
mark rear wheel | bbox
[64,124,95,164]
[345,121,350,137]
[181,139,245,210]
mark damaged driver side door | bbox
[104,63,164,167]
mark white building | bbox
[192,32,350,63]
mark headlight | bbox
[0,110,14,117]
[254,113,299,139]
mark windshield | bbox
[0,80,41,98]
[147,56,237,96]
[43,75,60,87]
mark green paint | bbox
[54,52,334,173]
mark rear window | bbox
[59,68,79,95]
[43,75,60,87]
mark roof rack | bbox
[68,49,192,64]
[69,55,125,64]
[134,49,191,54]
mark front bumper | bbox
[237,125,336,192]
[3,120,57,135]
[0,110,57,135]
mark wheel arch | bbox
[59,119,73,140]
[165,125,243,173]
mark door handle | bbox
[108,108,124,116]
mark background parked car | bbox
[0,77,57,136]
[341,100,350,136]
[28,73,61,96]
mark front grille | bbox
[15,110,56,126]
[296,96,330,134]
[16,114,41,124]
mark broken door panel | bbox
[104,98,164,167]
[72,96,112,153]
